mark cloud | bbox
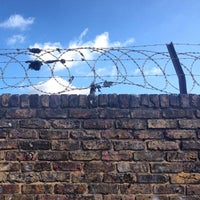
[0,14,34,30]
[7,34,26,45]
[26,77,90,95]
[134,67,163,76]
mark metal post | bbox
[166,42,187,94]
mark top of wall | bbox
[1,94,200,109]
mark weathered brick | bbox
[99,108,130,119]
[179,119,200,129]
[167,152,198,162]
[147,141,179,150]
[79,95,88,108]
[70,151,101,161]
[103,173,136,183]
[151,163,182,173]
[190,94,200,107]
[183,162,200,173]
[113,141,145,150]
[69,109,98,119]
[40,95,49,108]
[101,129,132,139]
[54,183,87,194]
[104,194,135,200]
[137,174,168,183]
[0,162,20,172]
[163,109,193,118]
[18,87,28,104]
[36,194,68,200]
[98,94,108,107]
[135,195,168,200]
[84,162,115,173]
[140,95,149,107]
[49,95,60,108]
[20,119,50,129]
[52,140,80,150]
[166,130,196,139]
[187,185,200,195]
[9,129,38,139]
[68,95,79,107]
[154,184,184,194]
[0,184,20,194]
[130,95,140,108]
[6,151,37,161]
[159,94,169,108]
[40,172,70,182]
[170,172,200,184]
[0,140,18,150]
[5,194,34,200]
[169,94,180,107]
[39,130,69,139]
[131,109,161,119]
[8,172,40,183]
[70,130,101,140]
[0,130,7,138]
[53,162,83,171]
[182,141,200,150]
[102,151,132,161]
[119,94,130,108]
[1,94,10,107]
[22,184,53,194]
[119,184,152,194]
[29,94,39,108]
[82,140,111,150]
[148,119,177,129]
[71,172,102,183]
[116,119,146,129]
[83,120,113,129]
[38,151,68,161]
[52,119,81,129]
[21,162,51,172]
[88,183,118,194]
[179,94,190,108]
[9,95,20,107]
[38,109,67,119]
[0,120,13,128]
[133,130,164,139]
[6,109,36,118]
[0,109,6,118]
[134,151,165,161]
[108,94,119,107]
[117,162,149,173]
[149,94,160,107]
[20,140,51,150]
[60,94,68,108]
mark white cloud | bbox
[134,67,163,76]
[7,34,25,45]
[0,14,34,30]
[26,77,90,95]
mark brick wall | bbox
[0,94,200,200]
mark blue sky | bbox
[0,0,200,94]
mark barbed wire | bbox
[0,44,200,94]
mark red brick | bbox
[113,141,145,150]
[88,183,118,194]
[119,184,152,194]
[0,184,20,194]
[54,183,87,194]
[102,151,132,161]
[84,162,115,173]
[53,162,83,171]
[6,151,37,161]
[22,184,53,194]
[82,140,111,150]
[70,151,101,161]
[38,151,68,161]
[147,141,179,150]
[117,162,149,173]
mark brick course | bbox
[0,94,199,199]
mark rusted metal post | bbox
[166,42,187,94]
